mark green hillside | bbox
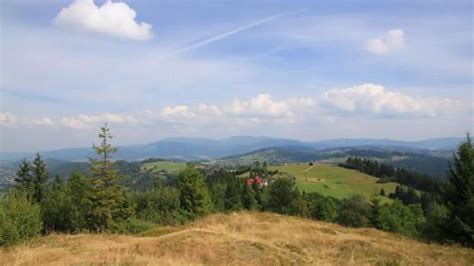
[141,160,187,174]
[270,163,398,201]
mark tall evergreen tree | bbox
[241,183,257,210]
[442,134,474,246]
[88,124,128,231]
[224,178,242,211]
[177,167,211,218]
[370,197,382,228]
[14,160,34,200]
[32,153,48,203]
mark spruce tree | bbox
[442,134,474,246]
[177,167,211,218]
[89,123,128,231]
[241,183,257,210]
[32,153,48,203]
[224,179,242,211]
[15,160,34,200]
[370,197,382,228]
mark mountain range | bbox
[0,136,462,162]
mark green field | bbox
[270,163,398,201]
[141,161,187,174]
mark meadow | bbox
[270,163,399,201]
[141,161,187,174]
[2,212,472,265]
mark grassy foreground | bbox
[1,212,473,265]
[270,163,399,201]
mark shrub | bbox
[129,186,186,225]
[306,192,340,222]
[337,195,370,227]
[267,177,300,214]
[0,191,42,246]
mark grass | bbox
[270,163,399,201]
[1,212,473,265]
[141,161,187,174]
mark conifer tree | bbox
[89,123,128,231]
[224,178,242,211]
[177,167,211,218]
[442,134,474,246]
[32,153,48,203]
[15,160,34,200]
[241,183,257,210]
[370,197,382,228]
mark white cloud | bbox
[228,94,292,118]
[367,29,405,55]
[54,0,152,41]
[159,94,316,127]
[0,112,18,128]
[161,105,196,121]
[323,83,460,117]
[33,117,55,126]
[62,113,137,129]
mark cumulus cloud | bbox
[161,105,196,121]
[367,29,405,55]
[54,0,152,40]
[160,94,316,126]
[323,83,459,117]
[33,117,55,126]
[62,113,136,129]
[0,112,18,127]
[228,94,292,118]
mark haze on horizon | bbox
[1,0,473,152]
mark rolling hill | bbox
[2,212,472,265]
[218,146,451,179]
[270,163,398,201]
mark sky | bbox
[0,0,473,152]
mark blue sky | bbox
[0,0,472,152]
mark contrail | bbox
[168,9,307,57]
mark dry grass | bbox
[1,212,473,265]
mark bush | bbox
[129,186,186,225]
[306,192,340,222]
[376,201,419,236]
[0,191,42,246]
[267,177,300,214]
[337,195,370,227]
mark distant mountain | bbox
[308,137,463,150]
[0,136,462,162]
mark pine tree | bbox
[224,178,242,211]
[442,134,474,246]
[177,167,211,218]
[32,153,48,203]
[370,197,382,228]
[88,124,128,231]
[241,184,257,210]
[14,160,34,200]
[380,188,386,196]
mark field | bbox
[2,212,472,265]
[270,163,399,201]
[141,161,187,174]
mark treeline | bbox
[339,157,441,192]
[1,126,472,248]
